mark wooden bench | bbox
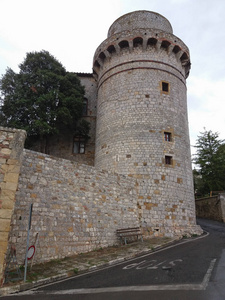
[116,227,143,245]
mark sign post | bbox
[24,203,33,282]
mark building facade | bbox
[0,10,202,284]
[44,10,199,236]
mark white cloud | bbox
[0,0,123,74]
[1,0,225,159]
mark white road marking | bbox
[18,258,216,295]
[26,231,210,291]
[123,258,183,270]
[201,258,217,290]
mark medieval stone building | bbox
[57,10,199,236]
[0,11,202,283]
[92,10,197,236]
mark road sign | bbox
[27,245,35,260]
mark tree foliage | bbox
[193,129,225,196]
[0,50,89,151]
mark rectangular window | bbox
[82,98,88,116]
[73,136,85,154]
[165,155,172,165]
[162,82,169,92]
[164,132,172,142]
[160,81,170,94]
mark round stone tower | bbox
[93,11,201,236]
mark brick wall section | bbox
[8,149,139,265]
[0,127,26,284]
[195,194,225,222]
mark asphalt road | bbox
[2,218,225,300]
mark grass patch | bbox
[73,268,79,274]
[26,271,42,282]
[182,234,188,239]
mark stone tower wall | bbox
[93,11,198,236]
[107,10,173,36]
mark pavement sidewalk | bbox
[0,236,179,297]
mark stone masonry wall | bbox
[93,11,201,237]
[8,149,139,265]
[2,11,204,277]
[0,127,26,284]
[195,194,225,222]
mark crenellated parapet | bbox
[93,30,191,80]
[93,11,191,81]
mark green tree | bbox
[0,50,89,152]
[193,129,225,196]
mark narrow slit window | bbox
[164,132,172,142]
[161,81,170,94]
[165,155,172,165]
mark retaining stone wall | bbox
[8,149,139,265]
[195,194,225,222]
[0,127,26,284]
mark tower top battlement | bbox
[108,10,173,37]
[93,10,190,80]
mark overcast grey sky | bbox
[0,0,225,156]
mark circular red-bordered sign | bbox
[27,245,35,260]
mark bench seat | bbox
[116,227,143,245]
